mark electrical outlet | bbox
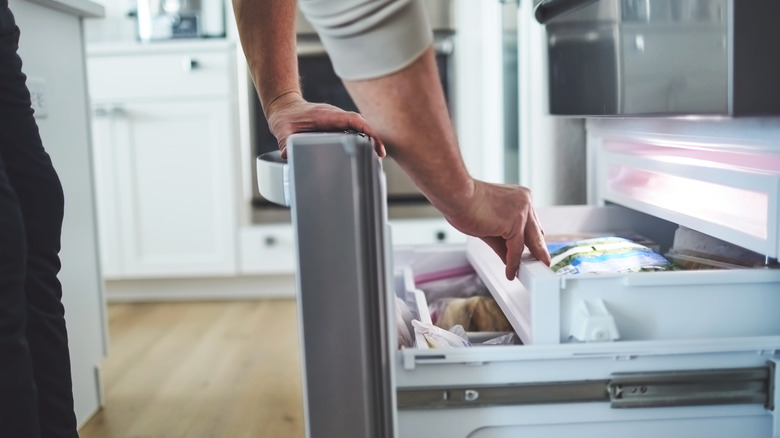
[27,77,48,119]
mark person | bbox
[0,1,80,437]
[232,0,551,279]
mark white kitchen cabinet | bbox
[88,43,238,279]
[389,218,466,246]
[238,224,297,275]
[238,218,465,276]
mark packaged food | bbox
[547,235,672,275]
[665,226,768,269]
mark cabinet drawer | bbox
[88,50,232,101]
[239,225,296,275]
[389,218,466,245]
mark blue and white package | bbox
[547,236,672,275]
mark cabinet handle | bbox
[264,236,277,246]
[182,57,200,72]
[93,106,109,117]
[109,106,126,117]
[92,105,126,118]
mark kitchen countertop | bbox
[25,0,104,17]
[87,38,235,56]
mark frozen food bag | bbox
[547,236,672,275]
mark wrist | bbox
[430,176,478,221]
[263,89,303,118]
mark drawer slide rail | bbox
[397,365,773,411]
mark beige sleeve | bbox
[297,0,433,80]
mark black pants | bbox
[0,3,79,437]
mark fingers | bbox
[271,102,386,158]
[320,110,386,158]
[278,137,289,159]
[481,203,550,280]
[524,211,551,266]
[503,213,529,281]
[481,236,508,264]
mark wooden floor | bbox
[79,300,304,438]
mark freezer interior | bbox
[393,208,780,437]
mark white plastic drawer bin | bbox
[466,205,780,346]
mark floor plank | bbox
[79,300,304,438]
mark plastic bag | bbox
[417,272,490,303]
[547,236,672,275]
[411,320,471,348]
[417,273,491,326]
[395,296,415,348]
[437,296,513,332]
[482,332,519,345]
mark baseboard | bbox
[105,275,296,302]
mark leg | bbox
[0,5,41,438]
[0,148,42,438]
[0,5,78,438]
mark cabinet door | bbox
[90,106,124,277]
[94,99,237,278]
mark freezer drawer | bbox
[464,205,780,346]
[271,133,780,437]
[588,119,780,259]
[393,228,780,437]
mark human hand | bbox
[442,180,551,280]
[265,91,386,159]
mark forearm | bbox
[232,0,300,114]
[343,48,475,217]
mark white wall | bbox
[14,0,107,427]
[453,0,504,183]
[454,0,586,205]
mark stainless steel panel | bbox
[542,0,780,116]
[288,133,395,438]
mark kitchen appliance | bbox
[258,129,780,437]
[538,0,780,116]
[135,0,224,42]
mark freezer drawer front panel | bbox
[588,119,780,259]
[287,134,396,438]
[395,342,779,437]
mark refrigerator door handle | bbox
[534,0,599,24]
[256,151,290,207]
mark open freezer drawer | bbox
[262,133,780,438]
[393,213,780,437]
[465,205,780,346]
